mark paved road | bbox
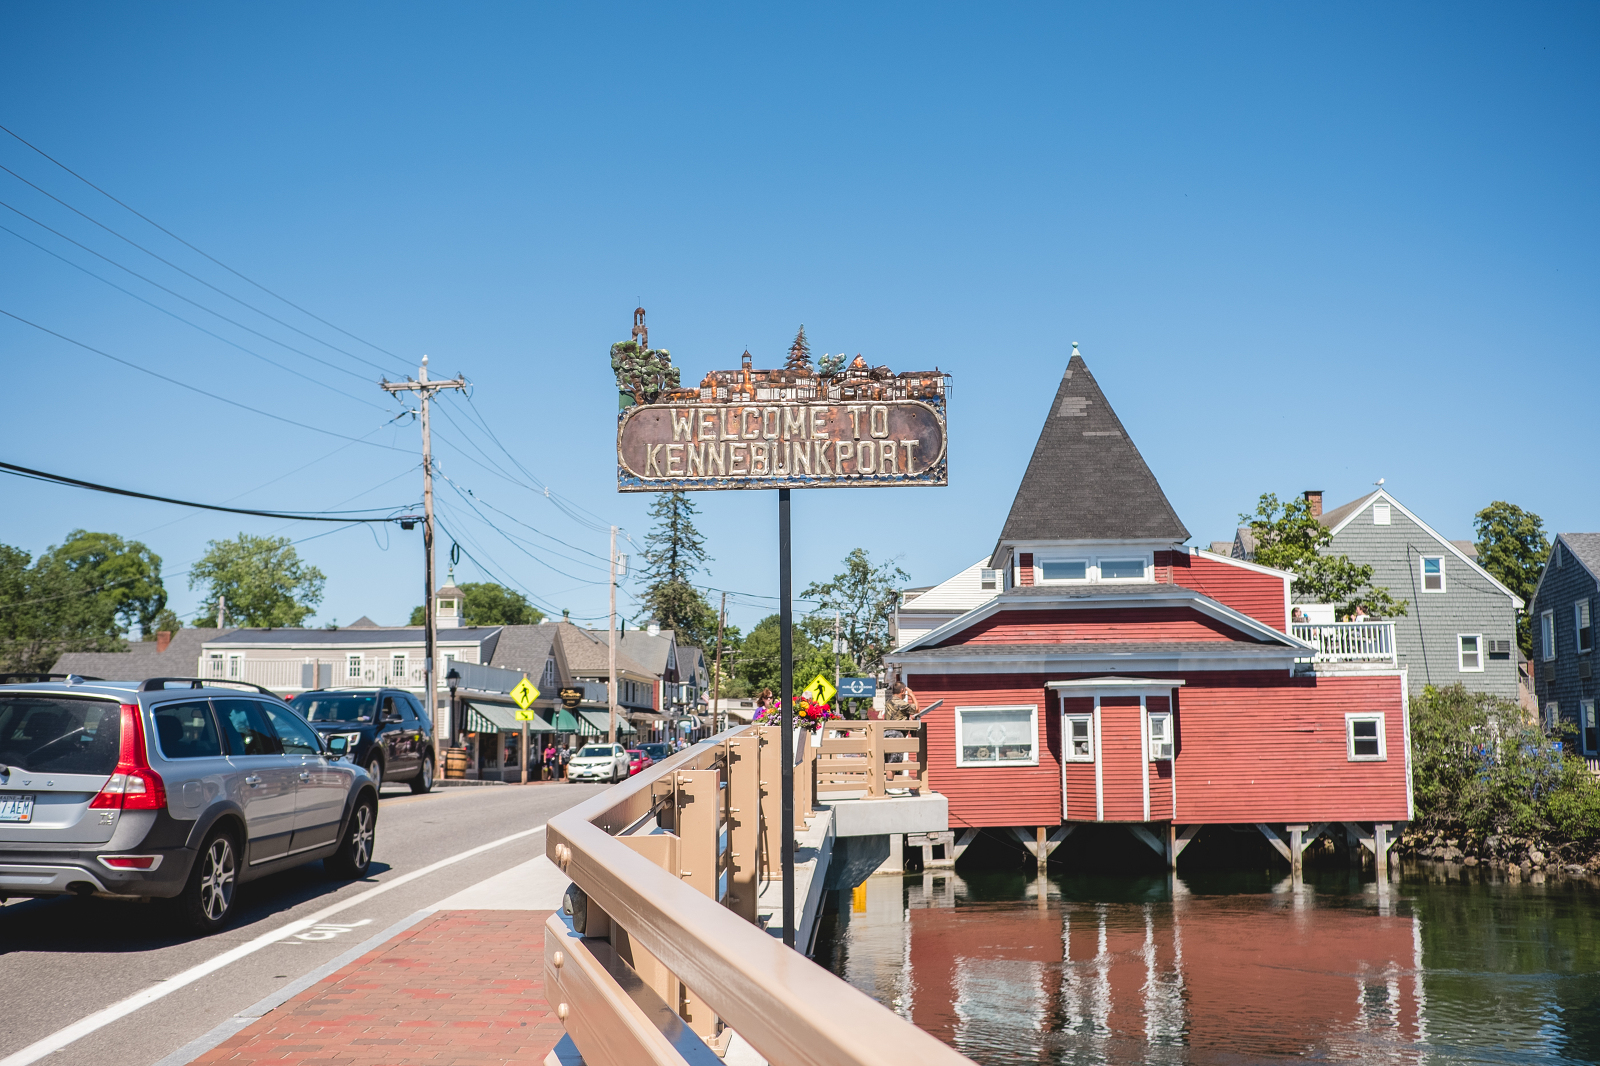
[0,781,605,1066]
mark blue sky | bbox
[1,4,1595,635]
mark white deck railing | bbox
[1292,621,1396,664]
[196,655,428,692]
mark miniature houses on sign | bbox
[887,345,1412,869]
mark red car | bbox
[626,749,653,776]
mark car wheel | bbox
[326,798,376,879]
[176,828,238,934]
[366,757,383,789]
[410,755,434,794]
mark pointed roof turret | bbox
[991,344,1188,564]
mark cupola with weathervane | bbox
[990,342,1190,588]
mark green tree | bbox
[142,608,184,640]
[0,531,164,672]
[727,613,857,700]
[189,533,325,628]
[1410,683,1600,847]
[638,490,720,649]
[1474,501,1550,657]
[610,338,680,408]
[1241,492,1408,618]
[801,548,910,673]
[408,582,544,626]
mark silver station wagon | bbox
[0,677,379,933]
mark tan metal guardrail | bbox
[815,720,928,798]
[544,723,971,1066]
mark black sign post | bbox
[778,488,795,946]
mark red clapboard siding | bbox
[907,669,1408,827]
[1163,551,1289,632]
[943,608,1257,646]
[915,674,1061,828]
[1147,695,1173,820]
[1173,671,1409,823]
[1061,696,1095,820]
[1099,697,1145,821]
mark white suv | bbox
[567,743,630,783]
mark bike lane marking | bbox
[0,823,546,1066]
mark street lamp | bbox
[446,667,460,749]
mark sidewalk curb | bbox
[149,907,438,1066]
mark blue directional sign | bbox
[838,677,878,699]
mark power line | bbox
[0,221,389,411]
[0,459,411,523]
[0,199,387,393]
[0,308,413,452]
[0,122,406,367]
[0,160,397,375]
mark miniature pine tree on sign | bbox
[787,326,812,371]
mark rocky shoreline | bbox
[1400,829,1599,880]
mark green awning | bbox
[575,710,635,737]
[463,700,555,733]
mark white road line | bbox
[0,823,546,1066]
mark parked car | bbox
[567,743,631,783]
[0,677,378,934]
[636,742,672,763]
[625,749,652,776]
[289,688,435,793]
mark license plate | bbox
[0,794,35,823]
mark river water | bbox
[813,864,1600,1064]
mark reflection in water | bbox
[813,865,1600,1064]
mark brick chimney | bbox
[156,631,172,653]
[1304,490,1323,519]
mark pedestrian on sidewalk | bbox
[543,742,557,782]
[558,743,571,782]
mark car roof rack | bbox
[137,677,281,697]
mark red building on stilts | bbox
[888,347,1410,869]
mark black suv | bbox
[289,689,435,793]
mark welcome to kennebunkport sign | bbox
[618,399,947,491]
[613,326,949,492]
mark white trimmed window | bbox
[1038,559,1088,582]
[979,568,999,590]
[347,653,362,680]
[1584,699,1597,756]
[1545,701,1561,733]
[1372,503,1391,525]
[1147,711,1174,761]
[1064,714,1094,762]
[1458,635,1483,672]
[392,654,407,681]
[1099,558,1147,581]
[1577,599,1592,654]
[1346,714,1386,761]
[1542,610,1557,661]
[1422,556,1445,592]
[955,705,1038,767]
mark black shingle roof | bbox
[991,350,1188,565]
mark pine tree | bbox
[640,491,719,649]
[786,325,812,371]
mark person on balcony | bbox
[1350,605,1369,623]
[1291,607,1307,624]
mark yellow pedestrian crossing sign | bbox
[511,678,540,714]
[802,674,836,705]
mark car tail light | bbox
[90,703,168,811]
[98,855,161,870]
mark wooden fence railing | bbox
[816,720,929,797]
[544,723,970,1066]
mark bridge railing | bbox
[544,723,970,1066]
[816,719,928,797]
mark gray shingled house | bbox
[1239,489,1523,700]
[1530,533,1600,753]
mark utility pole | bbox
[608,525,618,745]
[712,592,727,733]
[381,355,467,744]
[215,594,227,630]
[833,608,841,701]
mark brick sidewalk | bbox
[194,911,562,1066]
